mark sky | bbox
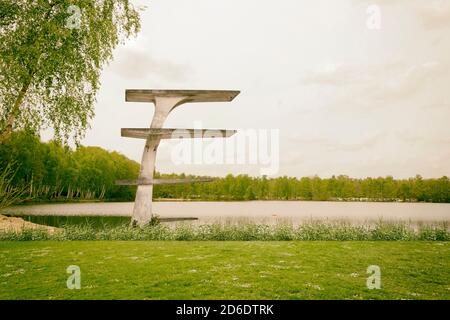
[45,0,450,179]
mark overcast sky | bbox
[45,0,450,179]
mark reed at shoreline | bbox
[1,220,448,241]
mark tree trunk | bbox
[0,78,32,144]
[0,3,56,145]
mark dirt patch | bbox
[0,215,61,234]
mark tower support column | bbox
[132,96,186,226]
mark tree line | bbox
[0,132,449,203]
[0,131,139,201]
[154,172,450,203]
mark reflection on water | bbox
[15,215,130,228]
[2,201,449,227]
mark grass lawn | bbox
[0,241,449,300]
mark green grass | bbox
[0,241,449,299]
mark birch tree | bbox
[0,0,141,143]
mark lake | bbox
[2,201,449,227]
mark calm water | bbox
[3,201,450,226]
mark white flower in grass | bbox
[409,292,420,297]
[305,283,323,291]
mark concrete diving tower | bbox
[118,89,240,227]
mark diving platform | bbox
[125,89,239,103]
[115,178,215,186]
[118,89,240,227]
[121,128,236,140]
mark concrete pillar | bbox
[132,96,186,226]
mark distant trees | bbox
[0,132,449,203]
[0,131,139,201]
[154,173,450,203]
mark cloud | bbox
[395,131,450,146]
[300,63,372,87]
[413,2,450,30]
[301,60,443,86]
[109,47,191,82]
[287,133,384,152]
[300,60,450,111]
[353,0,450,30]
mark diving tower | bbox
[117,89,240,226]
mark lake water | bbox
[2,201,449,226]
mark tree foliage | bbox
[0,131,139,200]
[0,0,141,143]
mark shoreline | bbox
[13,198,446,206]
